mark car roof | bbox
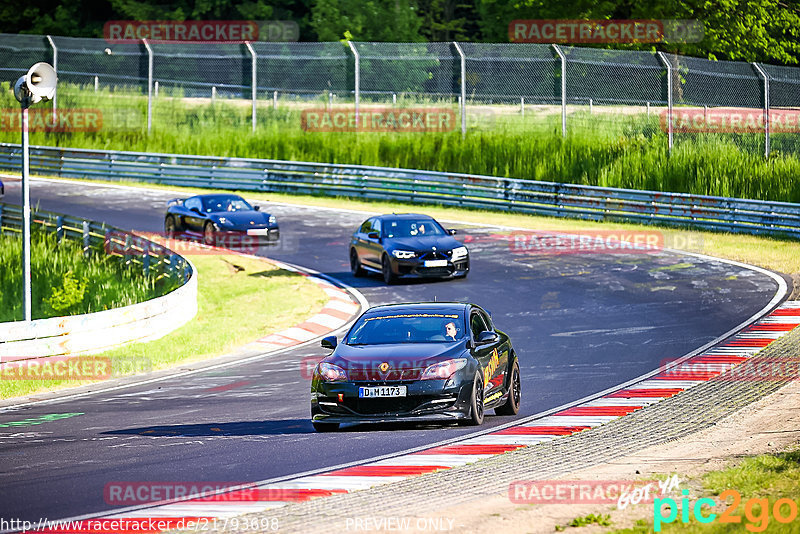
[189,193,245,200]
[362,302,469,317]
[375,213,435,220]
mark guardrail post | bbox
[142,38,153,132]
[83,221,91,257]
[753,63,770,158]
[347,41,360,127]
[47,35,57,116]
[657,52,673,153]
[56,215,64,244]
[453,41,467,137]
[142,241,150,275]
[245,41,257,133]
[552,44,567,137]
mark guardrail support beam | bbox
[142,39,153,132]
[752,63,770,158]
[453,42,467,137]
[657,52,673,153]
[347,41,360,128]
[552,44,567,137]
[245,41,257,133]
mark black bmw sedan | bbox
[310,302,521,432]
[349,213,469,284]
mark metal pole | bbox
[552,44,567,137]
[245,41,257,132]
[453,42,466,137]
[753,63,770,158]
[657,51,673,152]
[20,101,32,321]
[46,36,57,115]
[94,76,98,92]
[347,41,360,127]
[143,39,153,131]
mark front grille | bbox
[418,250,449,261]
[342,396,440,415]
[417,267,453,276]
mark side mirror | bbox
[448,229,457,235]
[367,232,380,240]
[189,207,201,215]
[475,331,499,345]
[254,205,261,211]
[321,336,337,350]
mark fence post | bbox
[212,86,216,101]
[245,41,257,133]
[752,63,770,158]
[143,241,150,275]
[273,90,277,110]
[347,41,360,127]
[552,44,567,137]
[154,80,159,97]
[142,38,153,132]
[94,76,98,92]
[46,35,57,115]
[453,42,467,137]
[657,52,673,153]
[56,215,64,244]
[83,221,91,257]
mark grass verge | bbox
[0,253,328,400]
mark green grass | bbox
[2,81,800,203]
[611,450,800,533]
[0,226,175,322]
[0,253,328,399]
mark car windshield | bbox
[201,196,252,213]
[383,219,445,238]
[347,312,465,345]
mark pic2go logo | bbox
[654,489,800,532]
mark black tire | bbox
[381,254,396,285]
[350,249,366,277]
[164,215,178,237]
[203,221,217,247]
[462,372,485,426]
[495,359,521,416]
[312,421,340,432]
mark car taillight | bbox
[318,362,347,382]
[421,358,467,380]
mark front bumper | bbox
[214,227,280,247]
[311,377,473,424]
[390,256,469,279]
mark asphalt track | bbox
[0,178,784,523]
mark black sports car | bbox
[349,213,469,284]
[0,177,4,197]
[164,193,279,247]
[310,302,520,431]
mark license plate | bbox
[359,386,407,398]
[246,229,269,236]
[424,260,448,267]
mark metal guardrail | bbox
[1,143,799,238]
[0,201,192,284]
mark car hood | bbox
[386,235,462,252]
[325,341,469,380]
[210,211,271,228]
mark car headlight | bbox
[392,250,416,259]
[421,358,467,380]
[450,246,468,260]
[268,215,277,225]
[317,362,347,382]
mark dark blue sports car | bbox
[349,213,469,284]
[164,193,279,247]
[0,177,4,198]
[310,302,520,431]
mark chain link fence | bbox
[1,33,799,155]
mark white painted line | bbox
[264,476,404,490]
[627,379,705,389]
[523,416,619,426]
[583,398,662,407]
[370,454,490,467]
